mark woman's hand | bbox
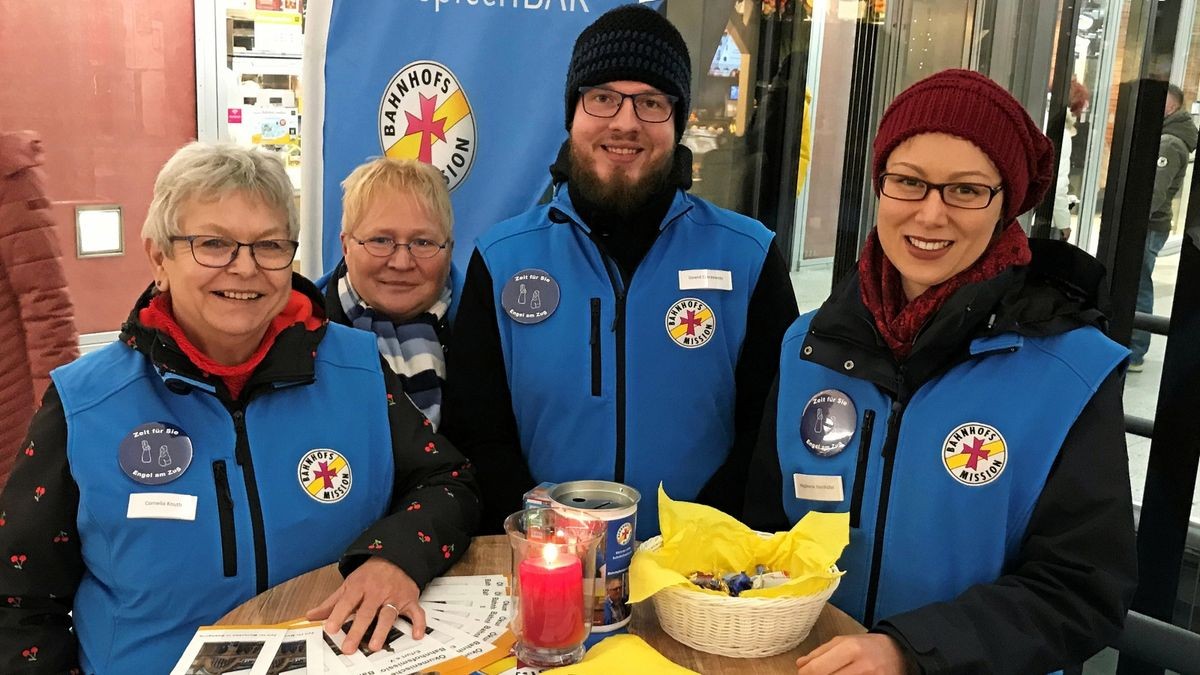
[795,634,910,675]
[306,556,425,654]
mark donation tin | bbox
[548,480,640,633]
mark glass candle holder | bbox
[504,507,606,667]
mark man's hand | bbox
[795,634,910,675]
[306,557,425,654]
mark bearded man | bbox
[444,5,798,537]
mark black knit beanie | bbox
[564,5,692,139]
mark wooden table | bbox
[220,535,864,674]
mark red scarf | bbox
[138,290,324,400]
[858,221,1031,360]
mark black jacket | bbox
[746,239,1137,673]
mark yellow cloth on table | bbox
[542,635,698,675]
[630,485,848,601]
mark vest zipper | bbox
[590,298,602,397]
[212,460,237,577]
[588,240,628,484]
[848,409,876,528]
[231,408,269,594]
[612,292,627,482]
[863,396,904,626]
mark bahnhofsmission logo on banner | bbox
[378,61,477,190]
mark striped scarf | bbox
[337,271,449,429]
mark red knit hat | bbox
[871,69,1055,222]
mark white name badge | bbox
[678,269,733,291]
[127,492,198,521]
[793,474,845,502]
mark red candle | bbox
[518,544,585,648]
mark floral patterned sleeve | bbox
[0,384,83,674]
[338,359,481,589]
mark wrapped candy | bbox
[687,571,727,593]
[688,566,786,596]
[753,571,792,590]
[723,572,754,596]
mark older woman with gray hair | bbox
[0,142,479,674]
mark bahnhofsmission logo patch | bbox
[942,423,1007,486]
[298,449,353,503]
[665,297,716,348]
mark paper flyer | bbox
[264,623,326,675]
[171,627,287,675]
[173,576,514,675]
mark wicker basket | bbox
[640,536,840,658]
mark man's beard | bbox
[568,138,674,218]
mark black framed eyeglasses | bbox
[578,86,678,123]
[877,173,1003,210]
[352,236,452,259]
[169,235,299,270]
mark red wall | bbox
[0,2,197,333]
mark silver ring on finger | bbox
[382,602,400,614]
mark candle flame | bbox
[541,543,559,566]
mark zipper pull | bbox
[231,409,248,465]
[882,400,902,458]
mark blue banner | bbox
[319,0,658,275]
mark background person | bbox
[445,5,799,537]
[1129,83,1197,372]
[746,70,1136,674]
[0,143,479,674]
[0,130,78,489]
[1051,77,1089,242]
[320,158,455,429]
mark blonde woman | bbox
[321,158,454,429]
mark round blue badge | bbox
[118,422,194,485]
[800,389,857,457]
[501,269,560,324]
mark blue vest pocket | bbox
[590,297,602,397]
[849,409,876,527]
[212,460,237,577]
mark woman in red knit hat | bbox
[745,70,1135,674]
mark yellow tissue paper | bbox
[629,485,848,602]
[542,635,699,675]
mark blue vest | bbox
[53,324,394,674]
[776,312,1126,625]
[478,188,774,539]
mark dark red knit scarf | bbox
[858,221,1031,360]
[139,290,323,399]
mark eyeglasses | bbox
[352,236,452,259]
[578,86,677,123]
[877,173,1003,210]
[169,235,299,270]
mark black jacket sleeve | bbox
[0,385,83,674]
[441,250,536,535]
[340,360,481,589]
[874,369,1137,674]
[741,375,791,532]
[696,241,798,518]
